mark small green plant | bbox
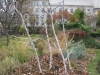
[71,62,77,68]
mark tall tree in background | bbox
[16,0,26,12]
[29,15,36,26]
[0,0,16,45]
[70,8,85,24]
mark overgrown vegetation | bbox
[83,37,100,49]
[0,39,34,75]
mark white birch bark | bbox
[61,0,73,72]
[44,23,53,69]
[15,7,42,73]
[47,1,69,75]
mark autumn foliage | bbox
[46,10,72,25]
[55,10,72,21]
[68,30,86,40]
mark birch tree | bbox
[15,4,42,74]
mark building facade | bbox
[23,0,100,26]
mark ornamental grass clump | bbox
[0,57,20,75]
[37,41,44,56]
[63,43,88,60]
[8,39,34,63]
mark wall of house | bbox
[23,0,100,26]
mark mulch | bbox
[13,54,89,75]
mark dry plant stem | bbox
[15,8,42,73]
[48,2,69,75]
[37,4,53,69]
[51,13,68,75]
[62,0,73,72]
[44,23,53,69]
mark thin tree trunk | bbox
[6,33,9,45]
[15,7,42,73]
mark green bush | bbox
[79,25,91,32]
[58,21,91,31]
[58,21,81,30]
[83,37,96,48]
[90,31,100,37]
[83,37,100,49]
[19,25,26,35]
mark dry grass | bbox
[43,31,69,55]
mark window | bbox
[36,22,39,25]
[87,9,90,11]
[42,23,44,25]
[70,9,73,13]
[42,2,45,5]
[34,2,38,5]
[42,8,45,12]
[36,15,38,19]
[48,8,50,12]
[59,8,62,12]
[65,8,68,11]
[53,9,56,13]
[35,8,39,12]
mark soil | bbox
[13,53,89,75]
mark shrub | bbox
[0,39,34,63]
[79,25,91,32]
[58,21,81,30]
[19,25,26,35]
[68,30,86,41]
[39,27,46,36]
[83,37,100,49]
[95,42,100,49]
[0,39,34,74]
[90,31,100,37]
[37,41,44,56]
[63,43,88,60]
[83,37,96,48]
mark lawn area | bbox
[19,34,41,39]
[87,49,100,75]
[0,34,41,48]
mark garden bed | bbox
[13,54,89,75]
